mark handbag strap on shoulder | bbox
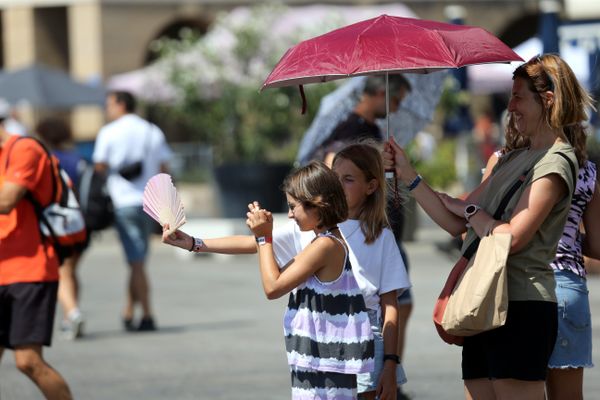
[463,167,531,260]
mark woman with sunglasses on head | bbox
[479,106,598,400]
[384,53,593,399]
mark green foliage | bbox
[152,5,340,165]
[408,138,457,189]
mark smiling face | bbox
[332,157,377,219]
[286,194,319,231]
[507,77,545,137]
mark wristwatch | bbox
[464,204,481,221]
[188,236,205,252]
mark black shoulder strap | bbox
[463,167,532,260]
[556,152,577,194]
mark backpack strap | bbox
[4,136,64,249]
[5,136,60,205]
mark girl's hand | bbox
[161,224,192,249]
[246,202,273,237]
[437,192,467,218]
[383,137,417,184]
[376,363,397,400]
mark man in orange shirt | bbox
[0,105,73,399]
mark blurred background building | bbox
[0,0,595,138]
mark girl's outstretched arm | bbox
[162,225,257,254]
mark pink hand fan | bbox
[143,173,186,236]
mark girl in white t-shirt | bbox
[162,143,410,400]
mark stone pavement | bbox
[1,216,599,399]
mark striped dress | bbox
[284,231,374,400]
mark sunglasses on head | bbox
[529,54,555,92]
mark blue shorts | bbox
[357,311,407,394]
[114,206,153,264]
[548,269,594,369]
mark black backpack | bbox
[76,163,114,231]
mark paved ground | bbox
[2,216,600,399]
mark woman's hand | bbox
[437,192,467,218]
[246,201,273,238]
[162,224,193,250]
[383,137,417,185]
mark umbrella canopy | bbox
[296,73,445,164]
[262,14,522,89]
[0,63,106,108]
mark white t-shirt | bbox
[273,220,411,314]
[93,114,172,209]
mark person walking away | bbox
[0,111,73,399]
[384,54,590,399]
[36,117,88,340]
[93,90,171,332]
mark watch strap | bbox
[255,236,273,246]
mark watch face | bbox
[466,205,476,214]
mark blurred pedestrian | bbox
[0,98,28,136]
[36,117,88,340]
[93,91,171,332]
[0,107,73,398]
[384,53,588,399]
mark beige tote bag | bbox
[441,232,512,336]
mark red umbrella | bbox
[261,14,522,177]
[262,14,523,90]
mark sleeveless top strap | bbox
[316,228,350,269]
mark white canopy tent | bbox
[467,36,591,95]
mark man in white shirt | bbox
[93,91,171,332]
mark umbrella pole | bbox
[385,72,390,141]
[385,72,394,179]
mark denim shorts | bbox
[548,270,594,369]
[357,311,407,394]
[114,206,153,263]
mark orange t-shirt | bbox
[0,135,59,285]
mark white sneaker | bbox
[60,312,85,340]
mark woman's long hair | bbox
[508,54,595,165]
